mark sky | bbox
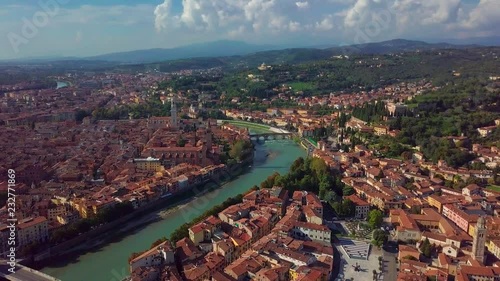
[0,0,498,59]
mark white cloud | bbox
[390,0,461,26]
[289,21,302,32]
[296,1,309,9]
[154,0,172,31]
[153,0,302,34]
[316,15,334,31]
[1,0,499,60]
[150,0,500,44]
[460,0,500,30]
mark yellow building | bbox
[70,198,91,218]
[373,125,388,136]
[188,216,221,246]
[56,212,79,225]
[297,110,309,116]
[487,240,500,259]
[133,157,163,172]
[468,223,476,237]
[426,194,460,213]
[47,204,69,222]
[17,217,49,247]
[289,267,299,281]
[188,225,205,246]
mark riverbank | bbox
[32,160,251,265]
[41,141,306,281]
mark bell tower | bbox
[472,216,486,263]
[170,95,178,129]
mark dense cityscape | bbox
[0,17,500,281]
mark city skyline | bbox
[0,0,499,59]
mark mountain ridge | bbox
[1,38,495,66]
[84,38,485,63]
[86,40,278,64]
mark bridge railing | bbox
[16,264,61,281]
[0,263,61,281]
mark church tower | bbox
[472,216,487,263]
[170,95,178,129]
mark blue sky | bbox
[0,0,498,59]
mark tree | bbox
[290,157,305,172]
[419,238,432,258]
[343,185,355,196]
[229,140,252,161]
[342,200,356,217]
[324,191,338,202]
[310,157,328,178]
[372,229,388,247]
[261,172,280,189]
[333,199,356,217]
[368,209,383,230]
[176,137,187,147]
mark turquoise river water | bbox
[41,140,306,281]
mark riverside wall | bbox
[31,159,252,266]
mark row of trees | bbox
[129,191,254,263]
[259,157,345,200]
[352,101,388,124]
[168,193,247,243]
[92,98,172,120]
[369,210,387,247]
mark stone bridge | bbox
[249,132,293,141]
[0,260,60,281]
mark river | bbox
[41,140,306,281]
[56,81,69,89]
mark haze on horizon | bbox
[0,0,499,60]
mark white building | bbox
[129,241,175,272]
[291,222,331,243]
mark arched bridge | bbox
[249,132,293,141]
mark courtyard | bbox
[341,220,373,239]
[334,238,383,281]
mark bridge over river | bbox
[0,260,60,281]
[249,132,293,141]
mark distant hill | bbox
[2,38,490,71]
[94,39,472,64]
[87,40,277,63]
[426,36,500,47]
[327,39,476,55]
[140,39,483,72]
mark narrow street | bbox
[382,241,398,281]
